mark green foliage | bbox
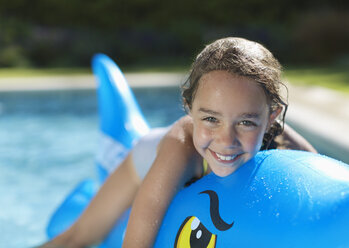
[0,45,30,67]
[284,65,349,93]
[290,10,349,63]
[0,0,347,67]
[0,67,90,77]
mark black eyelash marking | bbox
[200,190,234,231]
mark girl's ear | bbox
[185,104,192,116]
[183,98,191,115]
[268,107,282,129]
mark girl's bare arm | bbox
[122,116,201,248]
[277,123,317,153]
[41,153,141,248]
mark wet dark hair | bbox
[181,37,288,150]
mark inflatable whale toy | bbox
[155,149,349,247]
[102,150,349,248]
[46,54,349,247]
[46,53,150,240]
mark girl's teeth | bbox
[216,153,236,161]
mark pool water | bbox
[0,87,185,248]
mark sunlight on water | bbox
[0,87,184,248]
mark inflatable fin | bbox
[100,208,131,248]
[46,179,98,238]
[46,54,150,239]
[92,53,150,181]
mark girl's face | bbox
[190,70,278,177]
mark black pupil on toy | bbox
[190,222,211,247]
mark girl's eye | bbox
[239,120,257,127]
[203,116,218,123]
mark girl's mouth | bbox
[209,150,242,164]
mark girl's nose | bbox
[217,126,239,148]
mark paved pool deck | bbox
[0,73,348,163]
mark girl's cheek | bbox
[255,131,265,149]
[244,130,264,150]
[194,124,212,147]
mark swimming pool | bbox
[0,85,342,247]
[0,87,185,248]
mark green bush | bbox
[291,10,349,63]
[0,0,347,67]
[0,45,30,67]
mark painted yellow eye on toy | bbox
[174,216,217,248]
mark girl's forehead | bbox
[193,70,269,112]
[199,70,255,85]
[197,71,264,97]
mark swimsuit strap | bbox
[202,159,208,176]
[184,159,208,187]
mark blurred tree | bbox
[0,0,347,67]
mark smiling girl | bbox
[189,70,279,177]
[40,37,316,248]
[122,37,316,247]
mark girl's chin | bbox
[211,167,236,177]
[210,158,247,177]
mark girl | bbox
[41,37,315,247]
[122,37,316,247]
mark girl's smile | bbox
[209,149,243,164]
[190,70,278,177]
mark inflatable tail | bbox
[46,54,150,239]
[92,53,150,181]
[46,179,98,238]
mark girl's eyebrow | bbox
[198,108,222,116]
[199,108,261,119]
[240,113,261,119]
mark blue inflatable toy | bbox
[93,53,150,181]
[46,54,150,240]
[154,150,349,247]
[46,54,349,248]
[102,150,349,248]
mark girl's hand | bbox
[276,124,317,153]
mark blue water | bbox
[0,87,185,248]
